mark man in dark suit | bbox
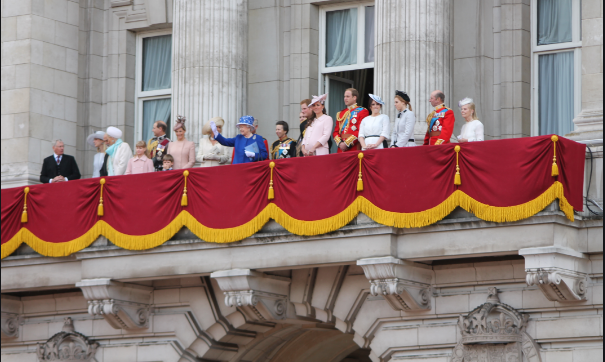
[40,140,81,184]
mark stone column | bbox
[374,0,454,141]
[172,0,248,140]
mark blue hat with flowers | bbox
[237,115,255,127]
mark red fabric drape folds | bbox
[1,136,586,257]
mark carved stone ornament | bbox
[1,295,22,340]
[211,269,291,322]
[76,279,153,330]
[357,257,433,311]
[520,247,590,302]
[37,318,99,362]
[451,288,542,362]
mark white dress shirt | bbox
[391,110,417,147]
[92,152,105,178]
[359,114,390,149]
[458,120,485,142]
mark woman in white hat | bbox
[302,94,333,156]
[359,94,390,150]
[103,126,133,176]
[197,117,232,167]
[457,98,485,143]
[87,131,107,178]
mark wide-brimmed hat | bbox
[310,94,328,106]
[87,131,106,147]
[369,94,385,105]
[237,116,255,128]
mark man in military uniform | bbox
[334,88,370,153]
[424,90,455,146]
[147,121,171,171]
[271,121,297,160]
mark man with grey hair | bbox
[40,140,81,184]
[424,90,455,146]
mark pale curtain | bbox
[142,35,172,91]
[365,6,375,63]
[539,52,575,136]
[326,9,358,67]
[538,0,572,45]
[142,99,172,141]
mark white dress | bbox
[196,136,232,167]
[391,110,417,147]
[359,114,390,149]
[458,120,485,142]
[92,152,105,178]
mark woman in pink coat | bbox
[168,116,196,170]
[301,94,333,156]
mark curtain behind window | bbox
[326,9,358,67]
[539,52,574,136]
[142,99,172,141]
[365,6,375,63]
[538,0,573,45]
[142,35,172,91]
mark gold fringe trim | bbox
[1,182,574,259]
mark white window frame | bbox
[319,2,376,76]
[531,0,582,136]
[135,29,173,142]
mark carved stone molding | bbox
[211,269,291,322]
[520,247,590,302]
[452,288,542,362]
[1,295,22,340]
[357,257,433,312]
[37,318,99,362]
[76,279,153,330]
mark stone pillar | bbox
[374,0,454,141]
[172,0,248,140]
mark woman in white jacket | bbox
[390,91,416,148]
[104,126,133,176]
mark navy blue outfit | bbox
[215,133,268,165]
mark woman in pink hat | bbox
[167,116,196,169]
[301,94,333,156]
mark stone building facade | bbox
[1,0,603,362]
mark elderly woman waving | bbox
[211,116,268,164]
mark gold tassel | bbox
[357,153,364,192]
[21,187,30,223]
[98,179,105,217]
[268,162,275,200]
[454,145,462,186]
[181,171,189,207]
[551,135,559,177]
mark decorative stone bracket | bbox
[520,247,590,302]
[357,257,433,312]
[1,295,22,340]
[76,279,153,330]
[211,269,292,322]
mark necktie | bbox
[56,156,61,165]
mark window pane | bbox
[365,6,375,63]
[326,9,358,67]
[142,35,172,91]
[539,52,574,136]
[538,0,572,45]
[142,98,172,141]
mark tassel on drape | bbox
[268,162,275,200]
[357,153,364,192]
[454,145,462,186]
[551,135,559,177]
[21,187,30,223]
[181,171,189,207]
[98,179,105,217]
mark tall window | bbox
[532,0,582,136]
[136,31,172,142]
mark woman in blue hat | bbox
[211,116,268,164]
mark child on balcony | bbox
[162,154,175,171]
[125,141,154,175]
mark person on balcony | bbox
[271,121,297,160]
[457,98,485,143]
[211,116,268,164]
[391,91,417,148]
[147,121,171,172]
[424,90,456,146]
[197,118,232,167]
[104,127,133,176]
[359,94,390,150]
[297,99,313,157]
[334,88,370,153]
[86,131,107,178]
[302,94,333,157]
[168,116,196,170]
[40,140,81,184]
[126,141,154,175]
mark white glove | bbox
[205,154,219,161]
[245,151,255,158]
[210,122,219,138]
